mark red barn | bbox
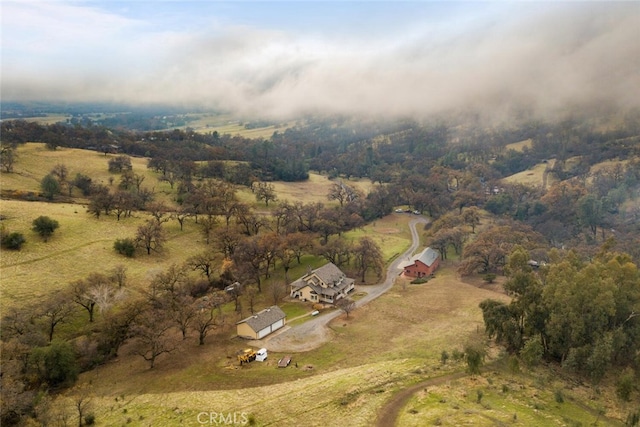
[402,247,440,278]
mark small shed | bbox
[236,306,286,340]
[402,247,440,278]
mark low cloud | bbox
[2,2,638,120]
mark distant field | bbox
[0,199,206,305]
[270,173,375,205]
[505,138,532,152]
[185,113,294,139]
[502,160,556,188]
[19,114,71,125]
[1,143,174,202]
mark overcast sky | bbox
[2,1,639,120]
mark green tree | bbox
[114,238,136,257]
[254,181,278,207]
[464,344,485,375]
[29,340,79,387]
[32,216,60,242]
[40,173,61,200]
[577,194,603,240]
[1,231,26,250]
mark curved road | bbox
[265,217,428,352]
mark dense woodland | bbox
[1,110,640,425]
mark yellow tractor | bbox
[237,348,257,365]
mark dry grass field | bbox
[185,113,294,139]
[269,173,374,205]
[502,160,556,188]
[56,263,514,426]
[505,139,533,152]
[1,143,175,202]
[0,198,207,305]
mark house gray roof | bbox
[410,247,439,267]
[290,262,354,296]
[236,306,286,332]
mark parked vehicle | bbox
[255,348,268,362]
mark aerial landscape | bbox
[1,1,639,426]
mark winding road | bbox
[264,216,428,352]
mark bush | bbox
[441,350,449,365]
[114,238,136,257]
[29,340,79,387]
[482,273,497,284]
[32,216,59,242]
[85,414,96,425]
[1,231,26,250]
[616,368,636,402]
[464,344,486,375]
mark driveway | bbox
[264,217,428,352]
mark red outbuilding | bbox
[402,247,440,278]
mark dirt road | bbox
[265,217,428,352]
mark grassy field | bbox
[502,160,556,188]
[57,262,512,426]
[184,113,294,139]
[1,143,175,202]
[396,364,627,427]
[505,139,533,152]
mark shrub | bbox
[1,231,26,250]
[85,414,96,425]
[464,344,486,375]
[482,273,497,284]
[555,389,564,404]
[32,216,59,242]
[616,368,636,402]
[521,335,544,367]
[114,238,136,257]
[440,350,449,365]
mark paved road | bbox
[265,217,428,352]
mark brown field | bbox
[270,173,375,204]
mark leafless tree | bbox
[132,309,176,369]
[135,219,166,255]
[39,294,75,342]
[336,298,356,319]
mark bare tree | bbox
[132,310,176,369]
[336,298,356,319]
[40,294,75,342]
[353,236,384,283]
[111,265,128,288]
[188,251,220,284]
[135,219,166,255]
[244,285,259,315]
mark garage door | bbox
[272,319,284,331]
[257,326,271,339]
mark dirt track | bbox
[375,371,469,427]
